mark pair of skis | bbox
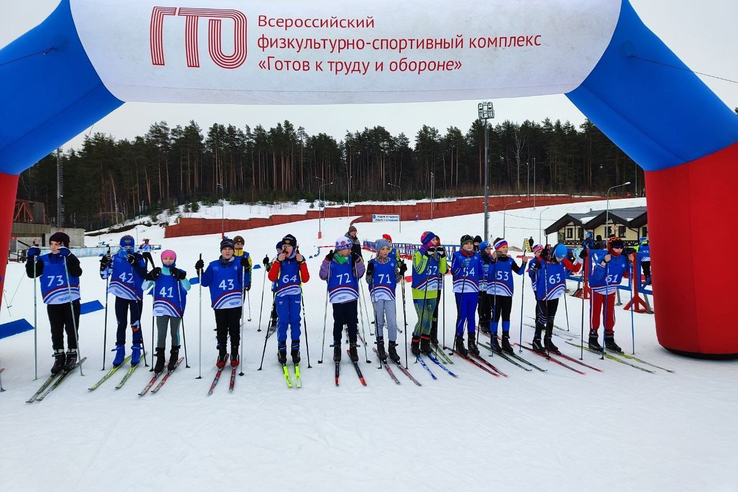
[564,341,672,374]
[372,347,422,386]
[208,354,240,395]
[88,356,139,391]
[26,357,88,403]
[445,346,503,377]
[333,347,367,387]
[282,363,302,389]
[139,358,184,396]
[415,352,458,380]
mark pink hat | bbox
[161,249,176,261]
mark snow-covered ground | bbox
[2,198,736,492]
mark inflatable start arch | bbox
[1,0,736,356]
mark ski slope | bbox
[1,198,736,492]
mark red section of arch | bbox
[0,174,20,304]
[646,142,738,355]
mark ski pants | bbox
[333,300,358,344]
[591,292,616,335]
[454,292,478,337]
[413,298,437,337]
[115,297,143,345]
[373,299,398,342]
[156,316,181,348]
[215,306,241,350]
[142,252,155,268]
[478,291,491,332]
[641,261,651,280]
[47,300,80,351]
[490,294,513,336]
[534,298,559,339]
[276,294,302,351]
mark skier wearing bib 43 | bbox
[195,238,251,368]
[451,235,481,356]
[268,234,310,365]
[143,249,190,374]
[100,235,149,367]
[528,243,582,353]
[26,232,83,374]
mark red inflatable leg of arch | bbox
[0,174,20,302]
[646,142,738,356]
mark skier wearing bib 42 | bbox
[451,235,481,356]
[195,238,251,368]
[588,237,634,353]
[366,237,405,363]
[411,232,448,356]
[528,243,582,353]
[268,234,310,365]
[100,235,149,367]
[26,232,83,375]
[143,249,190,374]
[319,237,365,362]
[488,238,528,355]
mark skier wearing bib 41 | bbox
[100,235,149,367]
[195,238,251,368]
[26,232,83,374]
[267,234,310,365]
[528,243,582,353]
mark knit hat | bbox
[639,237,648,245]
[608,237,624,254]
[120,235,135,249]
[234,235,244,245]
[276,241,283,251]
[473,235,483,244]
[160,249,177,265]
[335,237,352,252]
[382,234,393,243]
[220,238,235,251]
[282,234,297,248]
[460,234,474,245]
[376,238,391,253]
[532,244,544,254]
[348,225,357,234]
[479,241,491,253]
[553,243,568,260]
[420,231,436,246]
[49,232,70,248]
[493,238,508,250]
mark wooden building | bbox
[545,206,647,246]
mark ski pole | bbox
[356,278,372,364]
[318,285,329,364]
[630,262,636,355]
[257,258,269,332]
[62,255,84,376]
[175,276,190,368]
[247,290,252,322]
[490,261,498,357]
[239,265,246,376]
[401,273,409,369]
[32,255,38,380]
[102,247,111,370]
[197,253,203,379]
[150,296,155,372]
[519,240,527,354]
[300,290,312,368]
[601,255,609,360]
[580,253,587,360]
[257,318,274,371]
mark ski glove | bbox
[262,255,269,267]
[150,267,162,279]
[195,259,205,275]
[170,267,187,280]
[28,247,41,257]
[100,255,111,270]
[59,247,71,257]
[399,261,408,275]
[127,253,138,265]
[366,262,374,278]
[240,256,250,269]
[324,250,334,262]
[579,248,588,259]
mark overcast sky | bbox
[1,0,736,150]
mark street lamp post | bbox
[538,206,550,245]
[533,157,536,209]
[430,172,434,221]
[388,182,402,233]
[347,175,352,218]
[606,182,631,238]
[502,200,522,238]
[316,177,333,239]
[216,183,225,239]
[478,101,495,241]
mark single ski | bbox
[548,349,603,372]
[151,358,184,394]
[335,360,340,386]
[469,352,508,377]
[208,357,228,396]
[138,373,161,396]
[115,363,140,389]
[0,367,5,392]
[616,351,674,373]
[393,360,422,386]
[445,346,499,377]
[518,343,585,375]
[228,366,237,392]
[415,355,437,380]
[89,356,132,391]
[374,348,400,384]
[565,341,656,374]
[36,357,87,402]
[431,344,454,364]
[282,364,293,388]
[294,364,302,388]
[478,341,539,372]
[347,349,367,386]
[525,316,579,339]
[427,353,458,378]
[524,322,576,341]
[26,373,61,403]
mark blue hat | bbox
[376,238,391,252]
[120,235,135,248]
[220,238,235,251]
[479,241,491,252]
[639,237,648,244]
[276,241,283,251]
[553,243,568,260]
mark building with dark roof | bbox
[545,206,647,246]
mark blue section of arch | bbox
[567,0,738,171]
[0,0,122,175]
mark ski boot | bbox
[420,335,432,355]
[544,336,559,353]
[154,348,166,374]
[63,349,78,373]
[532,337,545,354]
[501,334,514,355]
[51,349,65,375]
[291,349,301,365]
[216,346,228,368]
[588,331,603,351]
[491,336,503,353]
[605,335,622,353]
[168,346,180,371]
[131,341,143,366]
[430,324,439,346]
[333,342,342,362]
[277,349,287,365]
[468,333,480,356]
[349,341,359,362]
[410,336,420,356]
[112,344,126,367]
[376,339,387,362]
[455,336,468,357]
[388,341,401,364]
[230,346,240,367]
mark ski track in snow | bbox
[1,198,737,491]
